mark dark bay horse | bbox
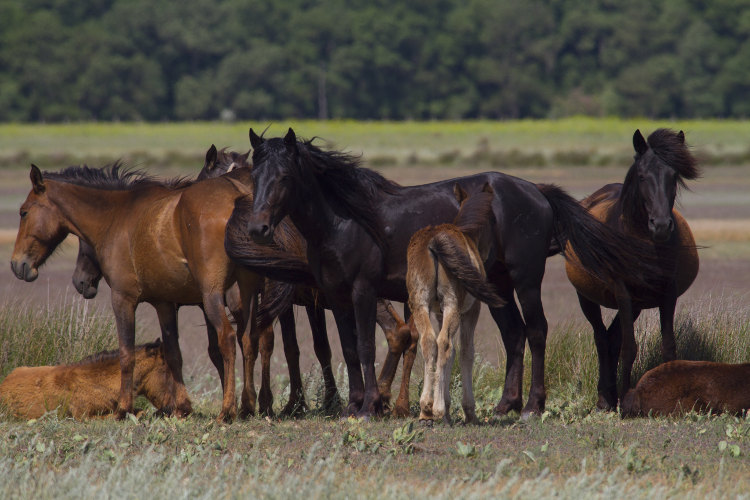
[11,163,263,421]
[229,128,655,418]
[565,129,700,410]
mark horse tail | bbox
[536,183,661,289]
[428,233,506,308]
[256,280,296,330]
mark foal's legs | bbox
[434,303,460,423]
[414,304,437,422]
[376,300,415,417]
[459,302,481,425]
[112,292,138,419]
[154,302,192,416]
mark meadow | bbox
[0,119,749,498]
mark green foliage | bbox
[2,1,750,121]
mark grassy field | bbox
[1,119,749,498]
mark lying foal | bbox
[0,340,173,419]
[407,183,505,425]
[621,360,750,417]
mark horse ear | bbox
[481,182,494,195]
[284,127,297,149]
[633,129,648,156]
[249,128,264,150]
[204,144,218,171]
[30,164,45,194]
[453,183,468,204]
[677,130,685,143]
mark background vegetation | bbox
[3,0,750,122]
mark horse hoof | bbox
[238,405,255,420]
[217,408,237,423]
[493,399,522,416]
[280,401,308,418]
[392,404,411,419]
[419,418,434,428]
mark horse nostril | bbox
[261,225,270,236]
[668,219,674,231]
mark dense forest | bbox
[1,0,750,122]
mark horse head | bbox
[246,127,299,244]
[197,144,251,180]
[72,239,102,299]
[11,165,69,282]
[626,129,698,243]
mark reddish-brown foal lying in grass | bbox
[407,183,505,425]
[0,340,173,419]
[621,360,750,417]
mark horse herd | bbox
[4,126,748,422]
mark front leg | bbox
[614,283,638,397]
[331,306,364,416]
[659,289,678,362]
[202,291,238,423]
[352,288,382,418]
[112,292,137,420]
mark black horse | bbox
[229,128,657,418]
[566,129,700,409]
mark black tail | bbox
[256,280,295,330]
[429,233,506,308]
[537,184,661,290]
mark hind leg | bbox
[515,285,548,417]
[489,299,526,416]
[459,302,481,425]
[577,293,617,410]
[154,302,192,417]
[414,305,438,423]
[434,303,459,423]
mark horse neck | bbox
[47,180,140,246]
[288,173,338,246]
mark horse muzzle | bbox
[74,278,100,299]
[648,216,674,243]
[247,218,276,245]
[10,257,39,282]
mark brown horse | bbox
[621,360,750,417]
[408,183,505,425]
[565,129,700,409]
[0,340,172,419]
[11,163,263,421]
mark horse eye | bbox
[20,210,28,218]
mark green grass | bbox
[2,118,750,170]
[1,297,749,498]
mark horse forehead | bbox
[639,151,672,176]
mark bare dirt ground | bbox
[1,163,748,396]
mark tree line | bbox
[1,0,749,122]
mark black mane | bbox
[620,128,699,226]
[291,138,400,250]
[43,162,194,190]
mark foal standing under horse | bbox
[11,164,263,421]
[565,129,700,409]
[407,183,505,424]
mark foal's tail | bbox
[428,233,506,308]
[537,183,660,289]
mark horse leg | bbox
[577,292,617,410]
[375,300,400,409]
[394,315,418,418]
[331,306,364,416]
[305,303,341,413]
[202,306,225,389]
[112,292,137,420]
[202,291,237,422]
[459,302,481,425]
[434,302,459,424]
[352,290,381,418]
[515,285,548,417]
[154,302,192,417]
[659,291,678,362]
[257,319,275,417]
[414,305,437,423]
[279,307,308,417]
[223,289,256,419]
[489,299,526,415]
[614,286,638,399]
